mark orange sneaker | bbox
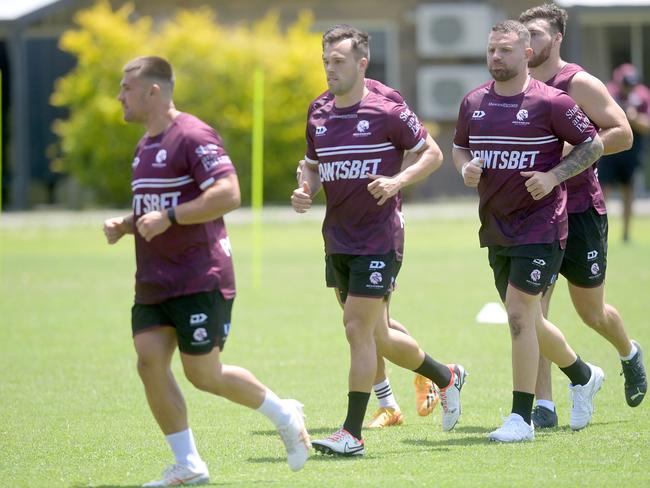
[414,374,440,417]
[366,407,405,428]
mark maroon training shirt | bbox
[454,78,598,248]
[131,112,236,304]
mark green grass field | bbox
[1,208,649,487]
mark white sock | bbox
[165,428,204,471]
[257,389,292,427]
[535,399,556,411]
[620,342,638,361]
[373,378,399,409]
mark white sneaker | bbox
[277,399,311,471]
[312,428,365,456]
[569,363,605,430]
[488,414,535,442]
[439,364,467,431]
[142,463,209,487]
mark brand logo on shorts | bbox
[153,149,168,167]
[369,260,386,270]
[591,263,600,276]
[369,272,383,285]
[530,269,541,282]
[193,327,208,342]
[472,110,486,119]
[315,126,327,136]
[190,313,208,326]
[532,259,546,267]
[224,322,231,336]
[587,250,598,260]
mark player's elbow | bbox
[620,125,634,151]
[224,187,241,213]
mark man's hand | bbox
[367,174,401,206]
[136,210,171,242]
[103,216,128,244]
[461,157,483,187]
[291,181,312,213]
[520,171,560,200]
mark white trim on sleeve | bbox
[305,156,319,165]
[406,138,426,153]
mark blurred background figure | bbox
[599,64,650,242]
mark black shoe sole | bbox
[312,443,364,457]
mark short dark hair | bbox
[322,24,370,60]
[519,3,568,36]
[123,56,175,90]
[491,20,531,45]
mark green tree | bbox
[51,1,324,206]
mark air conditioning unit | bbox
[417,65,489,121]
[416,3,494,58]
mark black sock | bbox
[343,391,370,440]
[512,391,534,424]
[413,354,452,388]
[560,356,592,386]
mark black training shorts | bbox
[488,242,564,302]
[132,289,233,354]
[327,251,401,303]
[559,208,607,288]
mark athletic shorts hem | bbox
[347,292,389,299]
[132,324,173,336]
[507,280,542,297]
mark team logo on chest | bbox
[513,109,530,126]
[153,149,168,167]
[353,119,371,137]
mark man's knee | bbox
[183,357,224,394]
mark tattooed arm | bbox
[520,134,604,201]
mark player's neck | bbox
[494,73,531,97]
[529,54,565,83]
[145,105,179,137]
[334,80,369,108]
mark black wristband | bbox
[166,207,178,225]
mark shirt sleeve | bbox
[387,103,428,153]
[185,125,236,191]
[452,96,471,150]
[550,92,598,146]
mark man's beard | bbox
[528,42,552,68]
[489,65,519,82]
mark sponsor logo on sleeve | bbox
[132,156,140,168]
[565,104,591,133]
[195,144,224,170]
[399,108,422,136]
[315,125,327,136]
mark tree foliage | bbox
[51,1,324,206]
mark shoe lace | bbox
[620,355,646,385]
[328,428,349,442]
